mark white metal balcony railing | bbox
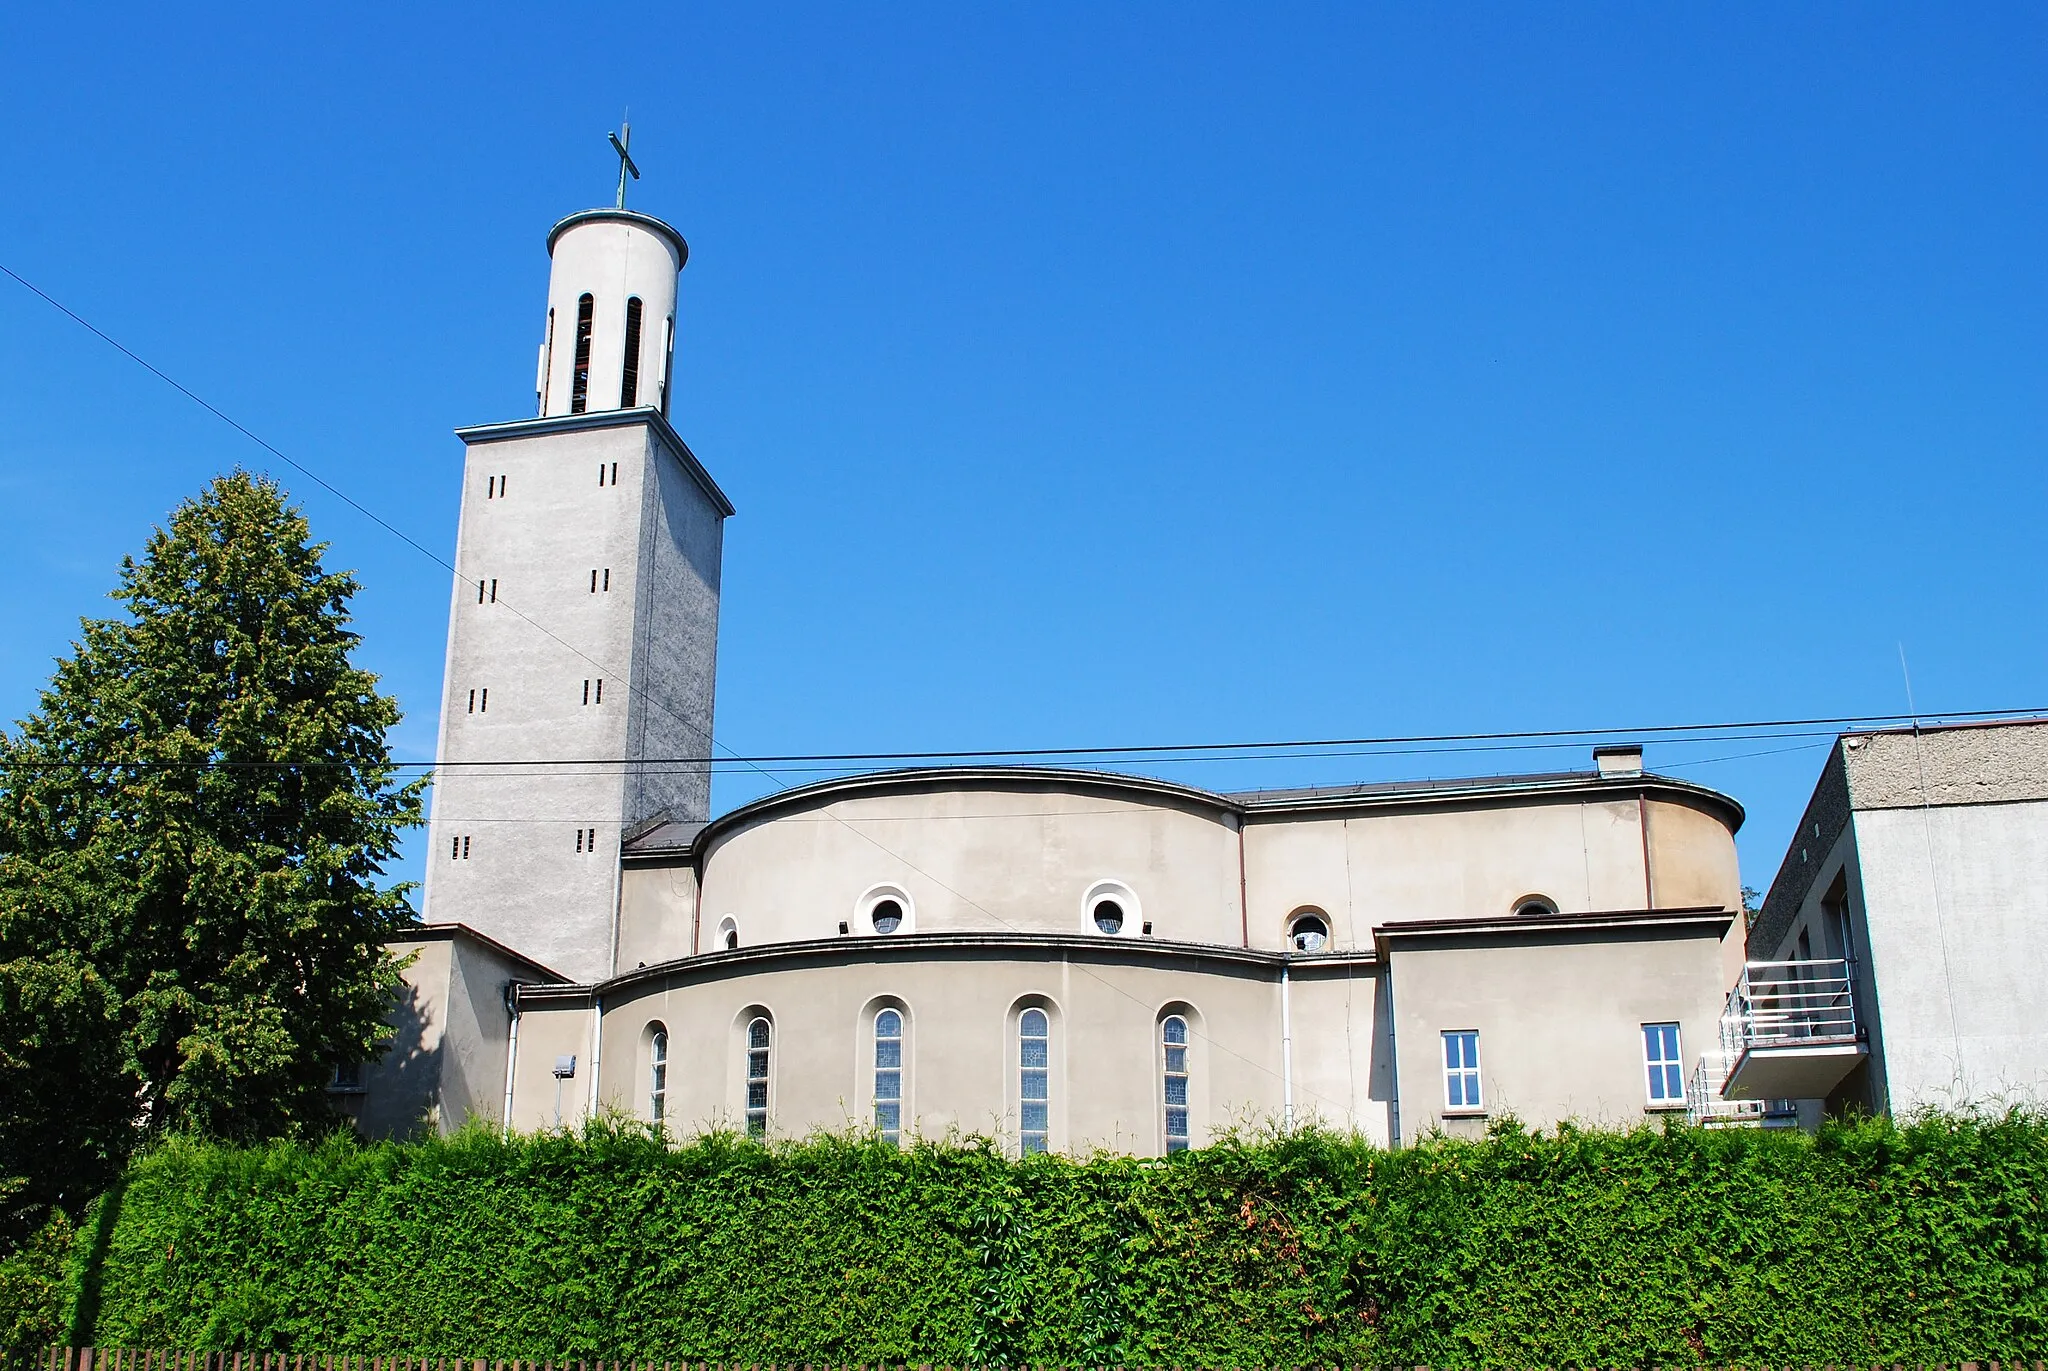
[1684,1051,1799,1126]
[1691,958,1867,1116]
[1720,958,1860,1055]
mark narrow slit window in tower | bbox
[621,296,643,407]
[570,294,595,414]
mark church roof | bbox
[620,762,1742,860]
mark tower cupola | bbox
[537,208,687,418]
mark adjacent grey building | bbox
[1722,720,2048,1124]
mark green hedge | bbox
[56,1113,2048,1367]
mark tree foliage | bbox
[59,1113,2048,1366]
[0,473,424,1246]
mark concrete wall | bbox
[1854,800,2048,1111]
[346,936,453,1140]
[666,776,1742,963]
[619,861,700,969]
[695,782,1246,951]
[508,993,598,1132]
[1645,796,1744,913]
[1241,795,1667,950]
[438,939,529,1130]
[548,948,1290,1155]
[1287,965,1396,1143]
[1385,921,1732,1136]
[424,414,725,983]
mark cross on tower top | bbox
[609,118,640,209]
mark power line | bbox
[0,259,745,776]
[7,709,2041,773]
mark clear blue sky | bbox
[2,5,2042,898]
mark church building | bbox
[341,190,1770,1151]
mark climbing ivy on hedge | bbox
[57,1113,2048,1366]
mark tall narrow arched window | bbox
[874,1008,903,1146]
[1162,1015,1190,1153]
[540,307,555,413]
[660,314,675,415]
[569,293,595,414]
[649,1025,668,1123]
[620,296,644,407]
[1019,1007,1050,1155]
[744,1017,771,1138]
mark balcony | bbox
[1713,958,1867,1103]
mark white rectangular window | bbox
[1643,1022,1684,1104]
[1443,1029,1481,1110]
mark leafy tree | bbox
[0,472,424,1242]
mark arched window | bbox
[649,1025,668,1123]
[874,1008,903,1145]
[620,296,644,407]
[1019,1007,1050,1155]
[1162,1015,1190,1153]
[540,307,555,413]
[660,314,675,415]
[717,916,739,951]
[1289,911,1329,953]
[570,293,595,413]
[744,1017,771,1138]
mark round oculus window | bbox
[1093,898,1126,935]
[871,898,904,935]
[1289,914,1329,953]
[1514,896,1559,918]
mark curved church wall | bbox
[547,945,1291,1156]
[693,780,1245,950]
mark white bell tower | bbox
[423,135,732,983]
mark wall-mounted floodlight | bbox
[553,1054,577,1079]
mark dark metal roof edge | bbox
[1242,773,1745,831]
[1377,905,1735,946]
[454,408,735,517]
[694,767,1240,852]
[690,764,1744,852]
[522,931,1382,999]
[545,207,689,264]
[399,922,572,983]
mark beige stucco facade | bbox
[392,759,1752,1152]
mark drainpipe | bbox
[1382,964,1402,1148]
[500,981,522,1137]
[690,855,704,956]
[1237,816,1251,948]
[1280,958,1295,1130]
[586,994,604,1120]
[1638,790,1655,909]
